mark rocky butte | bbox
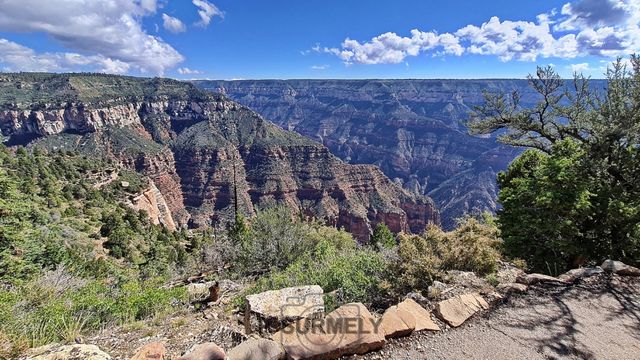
[0,73,439,241]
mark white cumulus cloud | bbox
[0,0,183,74]
[162,14,187,34]
[570,62,591,72]
[193,0,224,28]
[320,0,640,65]
[0,38,130,73]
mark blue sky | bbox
[0,0,638,79]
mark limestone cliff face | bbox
[0,74,439,241]
[0,102,142,136]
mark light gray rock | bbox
[558,267,604,282]
[227,338,285,360]
[21,344,111,360]
[244,285,324,334]
[601,260,640,276]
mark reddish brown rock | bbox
[0,76,440,241]
[272,302,385,360]
[178,343,225,360]
[380,305,415,338]
[397,298,440,332]
[435,293,489,327]
[130,342,166,360]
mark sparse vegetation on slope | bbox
[0,145,193,356]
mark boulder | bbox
[516,273,569,286]
[380,306,415,338]
[397,298,440,332]
[558,267,604,282]
[434,293,489,327]
[130,342,166,360]
[496,283,528,294]
[245,286,324,334]
[227,338,285,360]
[22,344,111,360]
[178,342,225,360]
[272,302,385,360]
[601,260,640,276]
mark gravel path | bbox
[356,275,640,360]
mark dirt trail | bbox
[357,275,640,360]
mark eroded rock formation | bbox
[0,74,439,241]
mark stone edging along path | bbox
[19,260,640,360]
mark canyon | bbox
[194,79,542,228]
[0,73,438,241]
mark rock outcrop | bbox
[0,73,439,241]
[130,181,177,231]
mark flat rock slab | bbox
[177,342,225,360]
[272,302,385,360]
[227,338,285,360]
[517,273,569,286]
[245,285,324,334]
[435,293,489,327]
[602,260,640,276]
[130,342,167,360]
[558,267,604,282]
[22,344,111,360]
[380,305,415,338]
[397,298,440,332]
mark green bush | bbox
[252,235,386,308]
[371,223,395,250]
[391,217,502,295]
[235,206,315,275]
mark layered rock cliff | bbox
[0,73,438,240]
[194,79,541,227]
